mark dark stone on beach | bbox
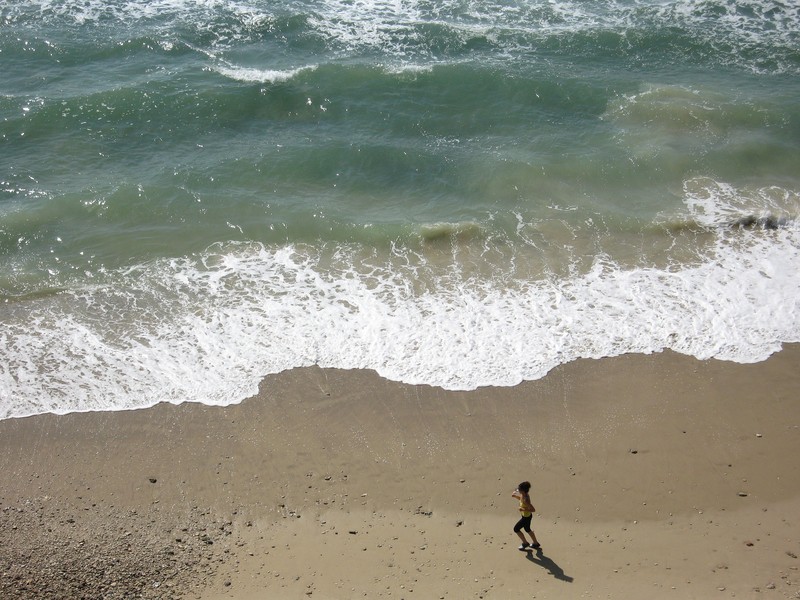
[149,478,157,484]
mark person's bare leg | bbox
[526,526,539,547]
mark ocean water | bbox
[1,0,799,419]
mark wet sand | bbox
[1,347,799,599]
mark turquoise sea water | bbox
[2,0,799,418]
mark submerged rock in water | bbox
[730,215,790,230]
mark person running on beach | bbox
[512,481,540,551]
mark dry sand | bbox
[1,347,799,599]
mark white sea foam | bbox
[10,0,798,73]
[1,179,799,419]
[214,64,317,83]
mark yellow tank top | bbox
[519,495,532,517]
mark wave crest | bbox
[214,64,317,84]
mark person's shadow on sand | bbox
[525,548,574,583]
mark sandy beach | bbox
[2,347,799,599]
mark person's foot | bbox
[518,542,530,551]
[531,543,541,550]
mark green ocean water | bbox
[1,0,799,417]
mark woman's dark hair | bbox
[518,481,531,493]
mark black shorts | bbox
[514,514,533,533]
